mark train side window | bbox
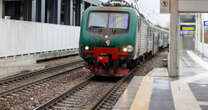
[138,18,141,31]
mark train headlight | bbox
[122,47,128,52]
[122,45,134,53]
[85,46,89,50]
[127,45,134,52]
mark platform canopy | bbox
[179,0,208,12]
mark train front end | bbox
[79,6,137,77]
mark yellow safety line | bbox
[150,76,169,79]
[130,76,153,110]
[198,101,208,106]
[171,81,201,110]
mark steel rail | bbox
[33,67,138,110]
[0,62,84,97]
[92,67,138,110]
[33,75,94,110]
[0,60,83,86]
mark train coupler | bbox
[82,65,129,77]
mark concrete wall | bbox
[0,19,80,57]
[0,0,2,19]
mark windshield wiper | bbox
[89,26,105,29]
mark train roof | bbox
[89,6,135,11]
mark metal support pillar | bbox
[23,0,32,21]
[57,0,61,24]
[36,0,45,22]
[64,0,73,25]
[41,0,45,22]
[70,0,73,25]
[31,0,36,21]
[195,14,199,51]
[202,16,205,43]
[49,0,61,24]
[81,1,85,22]
[0,0,2,19]
[168,0,179,77]
[195,14,202,51]
[75,0,81,26]
[49,0,57,23]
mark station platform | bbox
[113,51,208,110]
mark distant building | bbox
[0,0,102,26]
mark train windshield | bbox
[88,12,129,29]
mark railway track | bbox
[0,60,84,94]
[92,68,137,110]
[0,60,84,86]
[0,60,89,109]
[33,67,138,110]
[0,63,89,110]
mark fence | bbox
[0,19,80,57]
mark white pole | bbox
[0,0,2,19]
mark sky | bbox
[101,0,170,28]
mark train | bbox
[79,0,169,77]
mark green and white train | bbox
[79,0,169,76]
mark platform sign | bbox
[160,0,170,13]
[204,21,208,27]
[180,25,195,31]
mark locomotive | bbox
[79,0,169,76]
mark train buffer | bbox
[113,51,208,110]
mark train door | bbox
[159,32,163,48]
[148,28,153,53]
[139,19,148,56]
[163,34,168,47]
[134,16,141,59]
[153,32,159,54]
